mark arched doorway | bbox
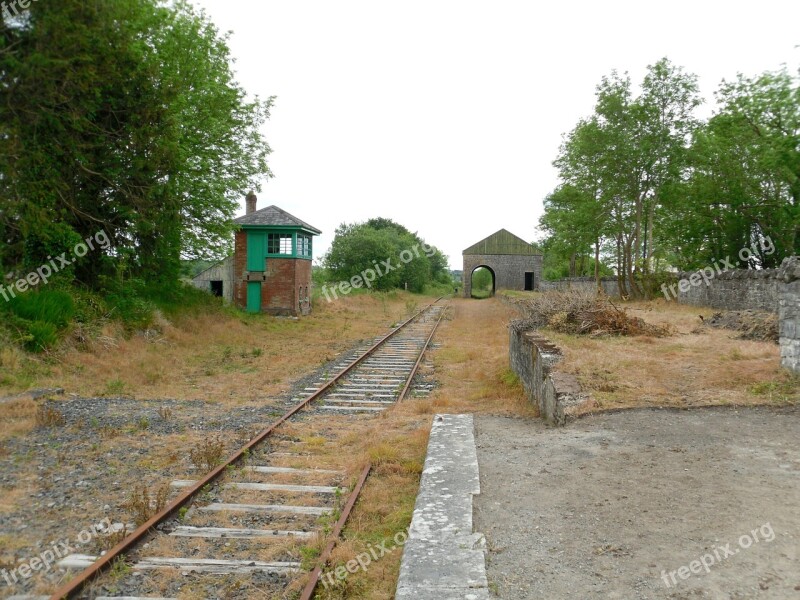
[470,266,496,299]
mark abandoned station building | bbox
[462,229,542,297]
[192,192,320,316]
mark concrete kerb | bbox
[396,414,489,599]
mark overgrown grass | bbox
[1,289,75,351]
[545,298,798,412]
[470,287,493,299]
[6,289,75,328]
[0,280,223,355]
[0,288,424,401]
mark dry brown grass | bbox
[425,299,538,416]
[310,413,431,600]
[34,404,66,427]
[0,292,419,404]
[0,398,39,441]
[311,299,537,599]
[543,298,798,413]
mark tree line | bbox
[1,0,271,292]
[540,57,799,297]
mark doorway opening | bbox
[470,266,496,299]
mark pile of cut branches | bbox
[510,289,671,337]
[706,310,778,343]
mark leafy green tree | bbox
[323,219,449,293]
[662,67,798,268]
[471,267,492,290]
[0,0,272,288]
[544,57,797,291]
[325,224,403,291]
[542,58,702,297]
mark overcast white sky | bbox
[190,0,799,269]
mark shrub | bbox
[104,280,156,330]
[6,290,75,329]
[22,320,60,351]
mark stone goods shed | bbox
[462,229,542,297]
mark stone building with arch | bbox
[462,229,542,297]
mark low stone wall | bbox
[778,257,800,373]
[667,257,799,374]
[670,268,781,313]
[509,328,586,425]
[538,276,620,297]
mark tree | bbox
[662,67,798,268]
[0,0,272,289]
[542,58,702,297]
[323,219,449,293]
[472,267,492,290]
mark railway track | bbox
[44,300,447,600]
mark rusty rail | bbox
[397,303,446,402]
[298,463,372,600]
[298,305,445,597]
[49,299,442,599]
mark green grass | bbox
[104,379,127,396]
[470,287,493,299]
[6,289,75,328]
[499,368,521,389]
[0,289,77,352]
[749,378,800,404]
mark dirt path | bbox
[473,407,800,599]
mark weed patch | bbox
[35,405,66,428]
[124,484,170,526]
[189,436,226,472]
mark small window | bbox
[268,233,292,255]
[210,280,223,297]
[297,234,312,258]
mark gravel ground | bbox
[0,337,380,598]
[473,407,800,599]
[0,327,438,598]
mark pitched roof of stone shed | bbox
[463,229,540,255]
